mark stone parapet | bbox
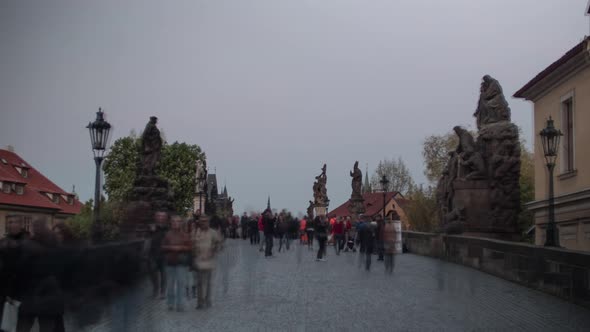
[403,231,590,308]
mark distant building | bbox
[0,147,82,234]
[203,173,234,218]
[514,35,590,251]
[328,192,411,229]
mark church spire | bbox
[267,196,271,211]
[363,163,372,193]
[223,185,228,197]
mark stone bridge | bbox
[62,239,590,332]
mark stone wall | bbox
[403,231,590,308]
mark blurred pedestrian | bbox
[383,216,397,274]
[192,216,223,309]
[315,216,328,261]
[149,211,169,299]
[263,210,275,257]
[333,217,345,255]
[161,215,192,311]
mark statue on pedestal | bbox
[313,164,328,206]
[350,161,362,198]
[139,116,162,176]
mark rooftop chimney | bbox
[5,145,14,152]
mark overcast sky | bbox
[1,0,588,215]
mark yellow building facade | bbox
[515,36,590,251]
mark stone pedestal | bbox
[315,205,327,217]
[348,194,365,218]
[120,175,175,238]
[452,179,518,239]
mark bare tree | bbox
[370,157,415,194]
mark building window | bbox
[561,94,575,173]
[21,168,28,178]
[53,194,60,204]
[15,184,24,195]
[2,182,10,194]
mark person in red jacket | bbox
[333,217,345,255]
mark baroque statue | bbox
[350,161,362,198]
[139,116,163,176]
[313,164,328,206]
[436,75,520,238]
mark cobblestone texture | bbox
[65,239,590,331]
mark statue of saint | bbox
[313,164,328,205]
[140,116,162,176]
[350,161,362,198]
[474,75,511,129]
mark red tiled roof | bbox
[513,37,590,99]
[0,149,82,215]
[328,192,406,218]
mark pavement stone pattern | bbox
[65,239,590,332]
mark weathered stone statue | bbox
[474,75,511,130]
[313,164,328,206]
[453,126,486,180]
[139,116,162,176]
[348,161,365,217]
[437,75,520,240]
[350,161,362,197]
[121,116,174,238]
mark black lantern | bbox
[87,108,112,158]
[539,116,562,247]
[539,116,562,167]
[87,108,111,243]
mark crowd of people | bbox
[0,208,399,331]
[224,209,401,272]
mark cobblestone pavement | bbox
[65,239,590,332]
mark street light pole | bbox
[87,108,111,243]
[380,175,389,220]
[540,116,562,247]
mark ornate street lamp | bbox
[87,108,111,243]
[539,116,562,247]
[380,174,390,221]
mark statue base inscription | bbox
[315,206,327,217]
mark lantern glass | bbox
[380,175,389,192]
[87,108,112,158]
[539,116,562,166]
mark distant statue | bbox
[474,75,511,129]
[350,161,362,198]
[313,164,328,205]
[195,159,205,192]
[140,116,162,176]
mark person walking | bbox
[277,215,290,252]
[263,210,275,257]
[306,217,315,250]
[192,215,223,309]
[161,215,192,311]
[258,214,265,252]
[149,211,169,299]
[249,214,258,245]
[361,220,377,271]
[241,212,249,240]
[333,217,345,255]
[315,216,328,261]
[383,216,397,274]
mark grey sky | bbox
[1,0,588,215]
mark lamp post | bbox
[87,108,111,243]
[540,116,562,247]
[380,175,389,220]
